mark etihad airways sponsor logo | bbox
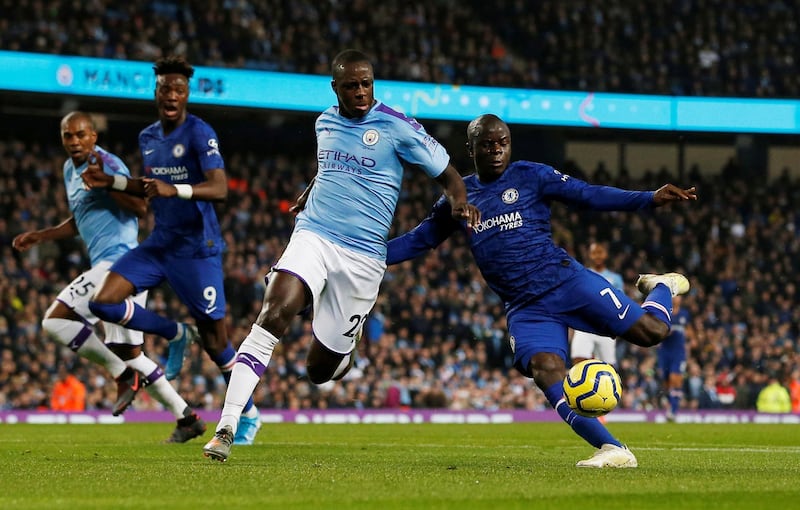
[471,211,523,233]
[147,165,189,181]
[318,149,376,174]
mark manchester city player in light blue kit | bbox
[386,114,696,468]
[14,112,204,441]
[202,49,480,462]
[81,57,258,444]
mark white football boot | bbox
[576,444,638,468]
[636,273,690,297]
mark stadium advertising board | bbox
[2,51,799,133]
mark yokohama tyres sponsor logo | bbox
[148,166,189,181]
[471,211,523,233]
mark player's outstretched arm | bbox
[12,217,79,251]
[434,164,480,228]
[652,184,698,206]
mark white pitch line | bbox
[263,442,800,454]
[636,446,800,453]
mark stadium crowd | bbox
[2,131,799,414]
[2,0,800,97]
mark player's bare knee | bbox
[307,371,332,385]
[306,339,345,385]
[642,316,669,344]
[624,317,669,347]
[110,344,140,361]
[306,363,334,385]
[256,303,295,335]
[529,353,566,390]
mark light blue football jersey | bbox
[63,146,138,266]
[592,268,624,290]
[294,100,450,259]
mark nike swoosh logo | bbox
[618,305,631,320]
[205,306,217,314]
[144,149,155,155]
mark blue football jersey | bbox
[660,306,690,354]
[387,161,655,311]
[64,145,138,266]
[294,100,450,260]
[139,114,225,257]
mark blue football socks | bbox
[544,381,621,449]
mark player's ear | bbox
[465,141,473,157]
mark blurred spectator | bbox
[50,366,87,412]
[715,373,737,409]
[698,374,722,410]
[789,369,800,413]
[756,373,792,413]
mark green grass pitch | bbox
[1,422,798,509]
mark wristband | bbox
[111,174,127,191]
[174,184,193,200]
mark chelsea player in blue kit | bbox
[202,50,480,462]
[81,57,258,444]
[14,112,205,441]
[386,114,697,468]
[658,295,689,421]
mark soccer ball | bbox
[563,359,622,418]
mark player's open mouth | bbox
[162,104,179,117]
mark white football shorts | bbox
[570,329,617,365]
[55,260,148,346]
[273,229,386,354]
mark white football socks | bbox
[217,324,279,433]
[125,353,189,418]
[42,317,127,377]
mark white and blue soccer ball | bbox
[563,359,622,418]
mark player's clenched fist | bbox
[80,151,111,189]
[12,231,43,251]
[142,178,178,198]
[451,203,481,229]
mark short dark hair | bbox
[61,111,94,129]
[153,56,194,79]
[331,49,371,78]
[466,114,504,143]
